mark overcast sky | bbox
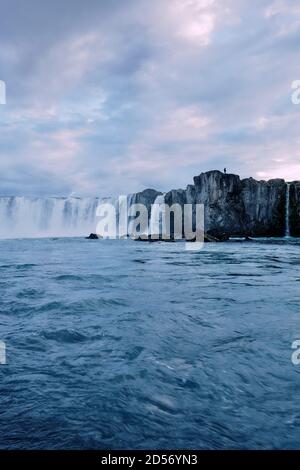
[0,0,299,196]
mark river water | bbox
[0,237,300,449]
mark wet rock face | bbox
[193,171,244,236]
[130,189,162,218]
[188,171,287,237]
[290,182,300,236]
[164,189,187,238]
[164,189,187,207]
[241,178,286,237]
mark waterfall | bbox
[127,193,137,237]
[285,183,291,238]
[150,194,166,238]
[0,196,103,239]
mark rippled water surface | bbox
[0,237,300,449]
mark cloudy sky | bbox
[0,0,299,197]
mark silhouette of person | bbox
[224,168,227,174]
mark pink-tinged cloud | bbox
[0,0,300,196]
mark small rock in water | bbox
[86,233,100,239]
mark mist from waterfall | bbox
[0,197,104,239]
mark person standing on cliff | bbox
[224,168,227,174]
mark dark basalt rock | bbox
[130,171,297,239]
[241,177,286,237]
[188,171,287,238]
[290,182,300,237]
[130,188,162,219]
[160,171,288,238]
[206,230,230,241]
[86,233,99,239]
[193,171,244,237]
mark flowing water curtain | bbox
[0,197,101,238]
[150,195,166,238]
[285,183,291,238]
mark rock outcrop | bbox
[290,182,300,237]
[151,171,288,238]
[187,171,287,237]
[129,188,162,220]
[146,170,294,238]
[241,177,286,237]
[86,233,102,239]
[192,171,245,237]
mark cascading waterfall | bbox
[285,183,291,238]
[126,193,138,237]
[0,196,104,239]
[150,194,166,237]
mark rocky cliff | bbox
[132,170,296,238]
[290,182,300,237]
[130,188,162,218]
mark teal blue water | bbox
[0,237,300,449]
